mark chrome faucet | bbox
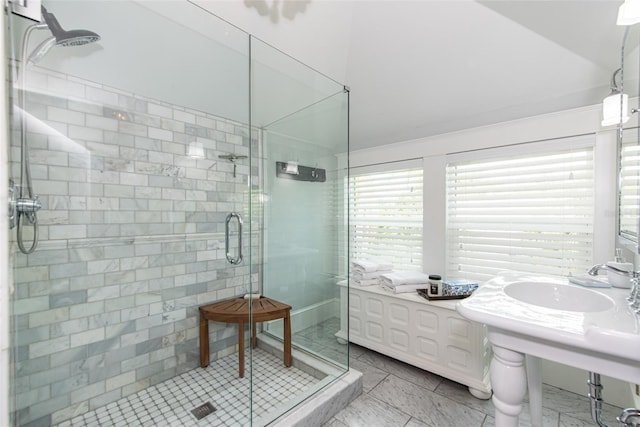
[617,408,640,426]
[587,263,637,277]
[587,264,640,313]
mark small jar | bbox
[428,274,442,296]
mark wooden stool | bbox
[199,296,292,378]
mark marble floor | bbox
[325,344,625,427]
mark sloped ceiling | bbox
[191,0,637,152]
[37,0,636,153]
[347,1,632,150]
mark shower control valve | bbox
[16,195,41,214]
[17,196,41,223]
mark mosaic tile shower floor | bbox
[55,348,319,427]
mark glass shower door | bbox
[7,2,254,425]
[7,2,350,425]
[250,36,350,424]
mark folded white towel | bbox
[352,278,379,286]
[351,259,393,273]
[379,271,430,286]
[381,283,428,293]
[353,270,392,280]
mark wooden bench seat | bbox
[199,296,292,377]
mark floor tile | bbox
[48,318,632,427]
[348,358,389,393]
[559,410,626,427]
[481,405,560,427]
[348,344,367,359]
[559,413,598,427]
[539,384,622,425]
[404,418,430,427]
[357,349,443,392]
[333,393,411,427]
[369,374,486,427]
[323,418,349,427]
[434,378,494,415]
[55,348,319,427]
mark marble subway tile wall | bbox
[10,67,259,426]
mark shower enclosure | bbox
[6,1,350,426]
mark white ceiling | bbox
[205,0,635,152]
[346,1,634,150]
[42,0,636,153]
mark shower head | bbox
[41,6,101,47]
[218,154,248,178]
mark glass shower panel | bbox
[262,92,349,361]
[250,36,350,422]
[8,2,253,426]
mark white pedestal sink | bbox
[457,273,640,427]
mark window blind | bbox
[619,128,640,243]
[349,162,423,271]
[446,145,594,282]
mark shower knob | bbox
[16,196,41,214]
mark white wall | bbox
[193,0,353,85]
[351,103,634,408]
[31,1,349,138]
[30,1,250,124]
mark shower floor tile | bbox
[55,348,320,427]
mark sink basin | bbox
[457,274,639,362]
[504,281,614,312]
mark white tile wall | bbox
[10,66,259,426]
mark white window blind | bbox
[349,161,423,271]
[619,129,640,243]
[446,143,594,282]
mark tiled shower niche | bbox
[10,66,260,426]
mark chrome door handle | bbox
[225,212,243,265]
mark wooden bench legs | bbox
[199,313,209,369]
[199,314,292,378]
[283,312,292,367]
[238,320,245,378]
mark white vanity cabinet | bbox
[336,281,492,399]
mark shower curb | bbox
[267,368,362,427]
[255,334,363,426]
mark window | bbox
[619,129,640,243]
[349,160,423,271]
[446,140,594,282]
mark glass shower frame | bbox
[6,1,349,426]
[250,37,350,367]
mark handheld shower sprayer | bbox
[10,5,101,254]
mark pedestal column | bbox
[491,345,527,427]
[525,355,543,427]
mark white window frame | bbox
[445,136,597,282]
[349,158,424,272]
[619,127,640,246]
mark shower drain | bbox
[191,401,216,420]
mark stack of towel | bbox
[379,271,431,293]
[351,259,393,286]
